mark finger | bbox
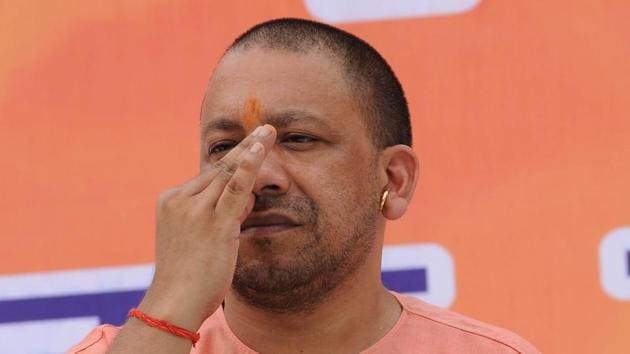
[183,125,270,195]
[194,125,276,205]
[193,142,255,204]
[179,168,222,196]
[239,193,255,224]
[215,142,267,217]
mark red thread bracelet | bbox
[128,308,200,347]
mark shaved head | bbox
[225,18,412,150]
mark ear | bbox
[378,145,420,220]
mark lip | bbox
[240,224,300,238]
[240,212,300,238]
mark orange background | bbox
[1,1,629,353]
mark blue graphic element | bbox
[0,290,145,325]
[381,268,427,293]
[627,250,630,276]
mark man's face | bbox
[200,47,381,312]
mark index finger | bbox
[183,124,276,195]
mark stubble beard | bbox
[232,187,380,314]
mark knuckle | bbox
[226,178,246,195]
[156,192,170,207]
[239,157,257,172]
[213,160,238,176]
[156,189,180,210]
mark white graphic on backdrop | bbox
[382,243,456,308]
[0,264,153,301]
[0,317,100,354]
[305,0,480,23]
[0,264,154,353]
[599,227,630,300]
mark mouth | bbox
[240,212,301,238]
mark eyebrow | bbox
[200,118,243,139]
[267,109,332,129]
[201,108,332,138]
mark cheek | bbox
[289,151,377,220]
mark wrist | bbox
[137,284,223,331]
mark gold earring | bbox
[380,189,389,212]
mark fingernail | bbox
[258,125,272,137]
[250,142,263,153]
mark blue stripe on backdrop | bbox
[0,290,145,325]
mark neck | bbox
[222,246,402,354]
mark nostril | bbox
[253,185,282,196]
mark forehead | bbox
[201,47,360,130]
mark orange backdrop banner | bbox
[1,1,629,353]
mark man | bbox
[69,18,539,353]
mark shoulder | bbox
[66,324,121,354]
[394,293,540,354]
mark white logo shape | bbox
[599,227,630,300]
[305,0,480,23]
[382,243,456,308]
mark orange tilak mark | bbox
[242,97,261,132]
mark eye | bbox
[208,141,237,155]
[281,134,319,151]
[283,134,317,144]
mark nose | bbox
[252,148,290,196]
